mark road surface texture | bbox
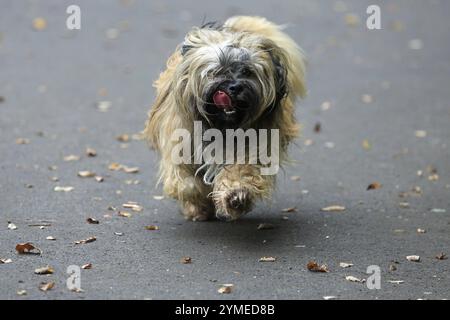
[0,0,449,299]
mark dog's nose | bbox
[227,82,243,95]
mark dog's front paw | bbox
[215,188,253,221]
[181,201,213,222]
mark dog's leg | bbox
[212,164,274,221]
[161,165,214,221]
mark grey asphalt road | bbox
[1,0,449,300]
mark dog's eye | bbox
[241,67,252,77]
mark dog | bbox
[144,16,306,221]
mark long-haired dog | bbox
[144,16,306,221]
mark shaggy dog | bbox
[144,16,306,221]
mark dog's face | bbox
[173,29,287,129]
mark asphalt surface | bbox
[0,0,449,300]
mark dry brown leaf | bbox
[345,275,365,283]
[145,225,159,231]
[180,256,192,264]
[257,223,275,230]
[85,148,97,157]
[321,205,346,212]
[54,186,74,192]
[15,242,41,255]
[122,166,139,174]
[123,202,143,212]
[32,17,47,31]
[34,266,54,275]
[307,261,329,273]
[367,182,382,190]
[39,282,55,292]
[7,222,17,230]
[63,154,80,161]
[259,257,276,262]
[282,207,297,213]
[218,284,234,294]
[81,263,93,269]
[339,262,353,268]
[74,236,96,244]
[78,171,95,178]
[116,134,130,142]
[118,211,132,218]
[0,258,12,264]
[406,255,420,262]
[86,217,99,224]
[108,162,122,171]
[436,253,447,260]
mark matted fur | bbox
[144,16,306,221]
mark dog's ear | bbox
[269,51,288,105]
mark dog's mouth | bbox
[212,90,236,115]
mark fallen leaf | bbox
[39,282,55,292]
[367,182,382,190]
[118,211,132,218]
[7,222,17,230]
[321,205,346,212]
[257,223,275,230]
[86,218,99,224]
[34,266,54,275]
[388,280,404,284]
[314,122,321,133]
[435,253,447,260]
[282,207,297,213]
[17,290,27,296]
[415,130,427,138]
[123,202,143,212]
[399,202,410,208]
[339,262,353,268]
[122,166,139,174]
[180,256,192,264]
[81,263,93,269]
[344,13,360,27]
[32,17,47,31]
[218,284,234,294]
[428,174,439,181]
[259,257,276,262]
[362,139,371,150]
[78,171,95,178]
[63,154,80,161]
[15,243,41,255]
[116,134,130,142]
[74,237,96,244]
[15,138,30,145]
[307,261,329,272]
[345,276,365,283]
[54,186,74,192]
[406,255,420,262]
[85,148,97,157]
[145,225,159,231]
[97,101,111,112]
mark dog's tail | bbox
[223,16,306,98]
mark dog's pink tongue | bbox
[213,91,231,108]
